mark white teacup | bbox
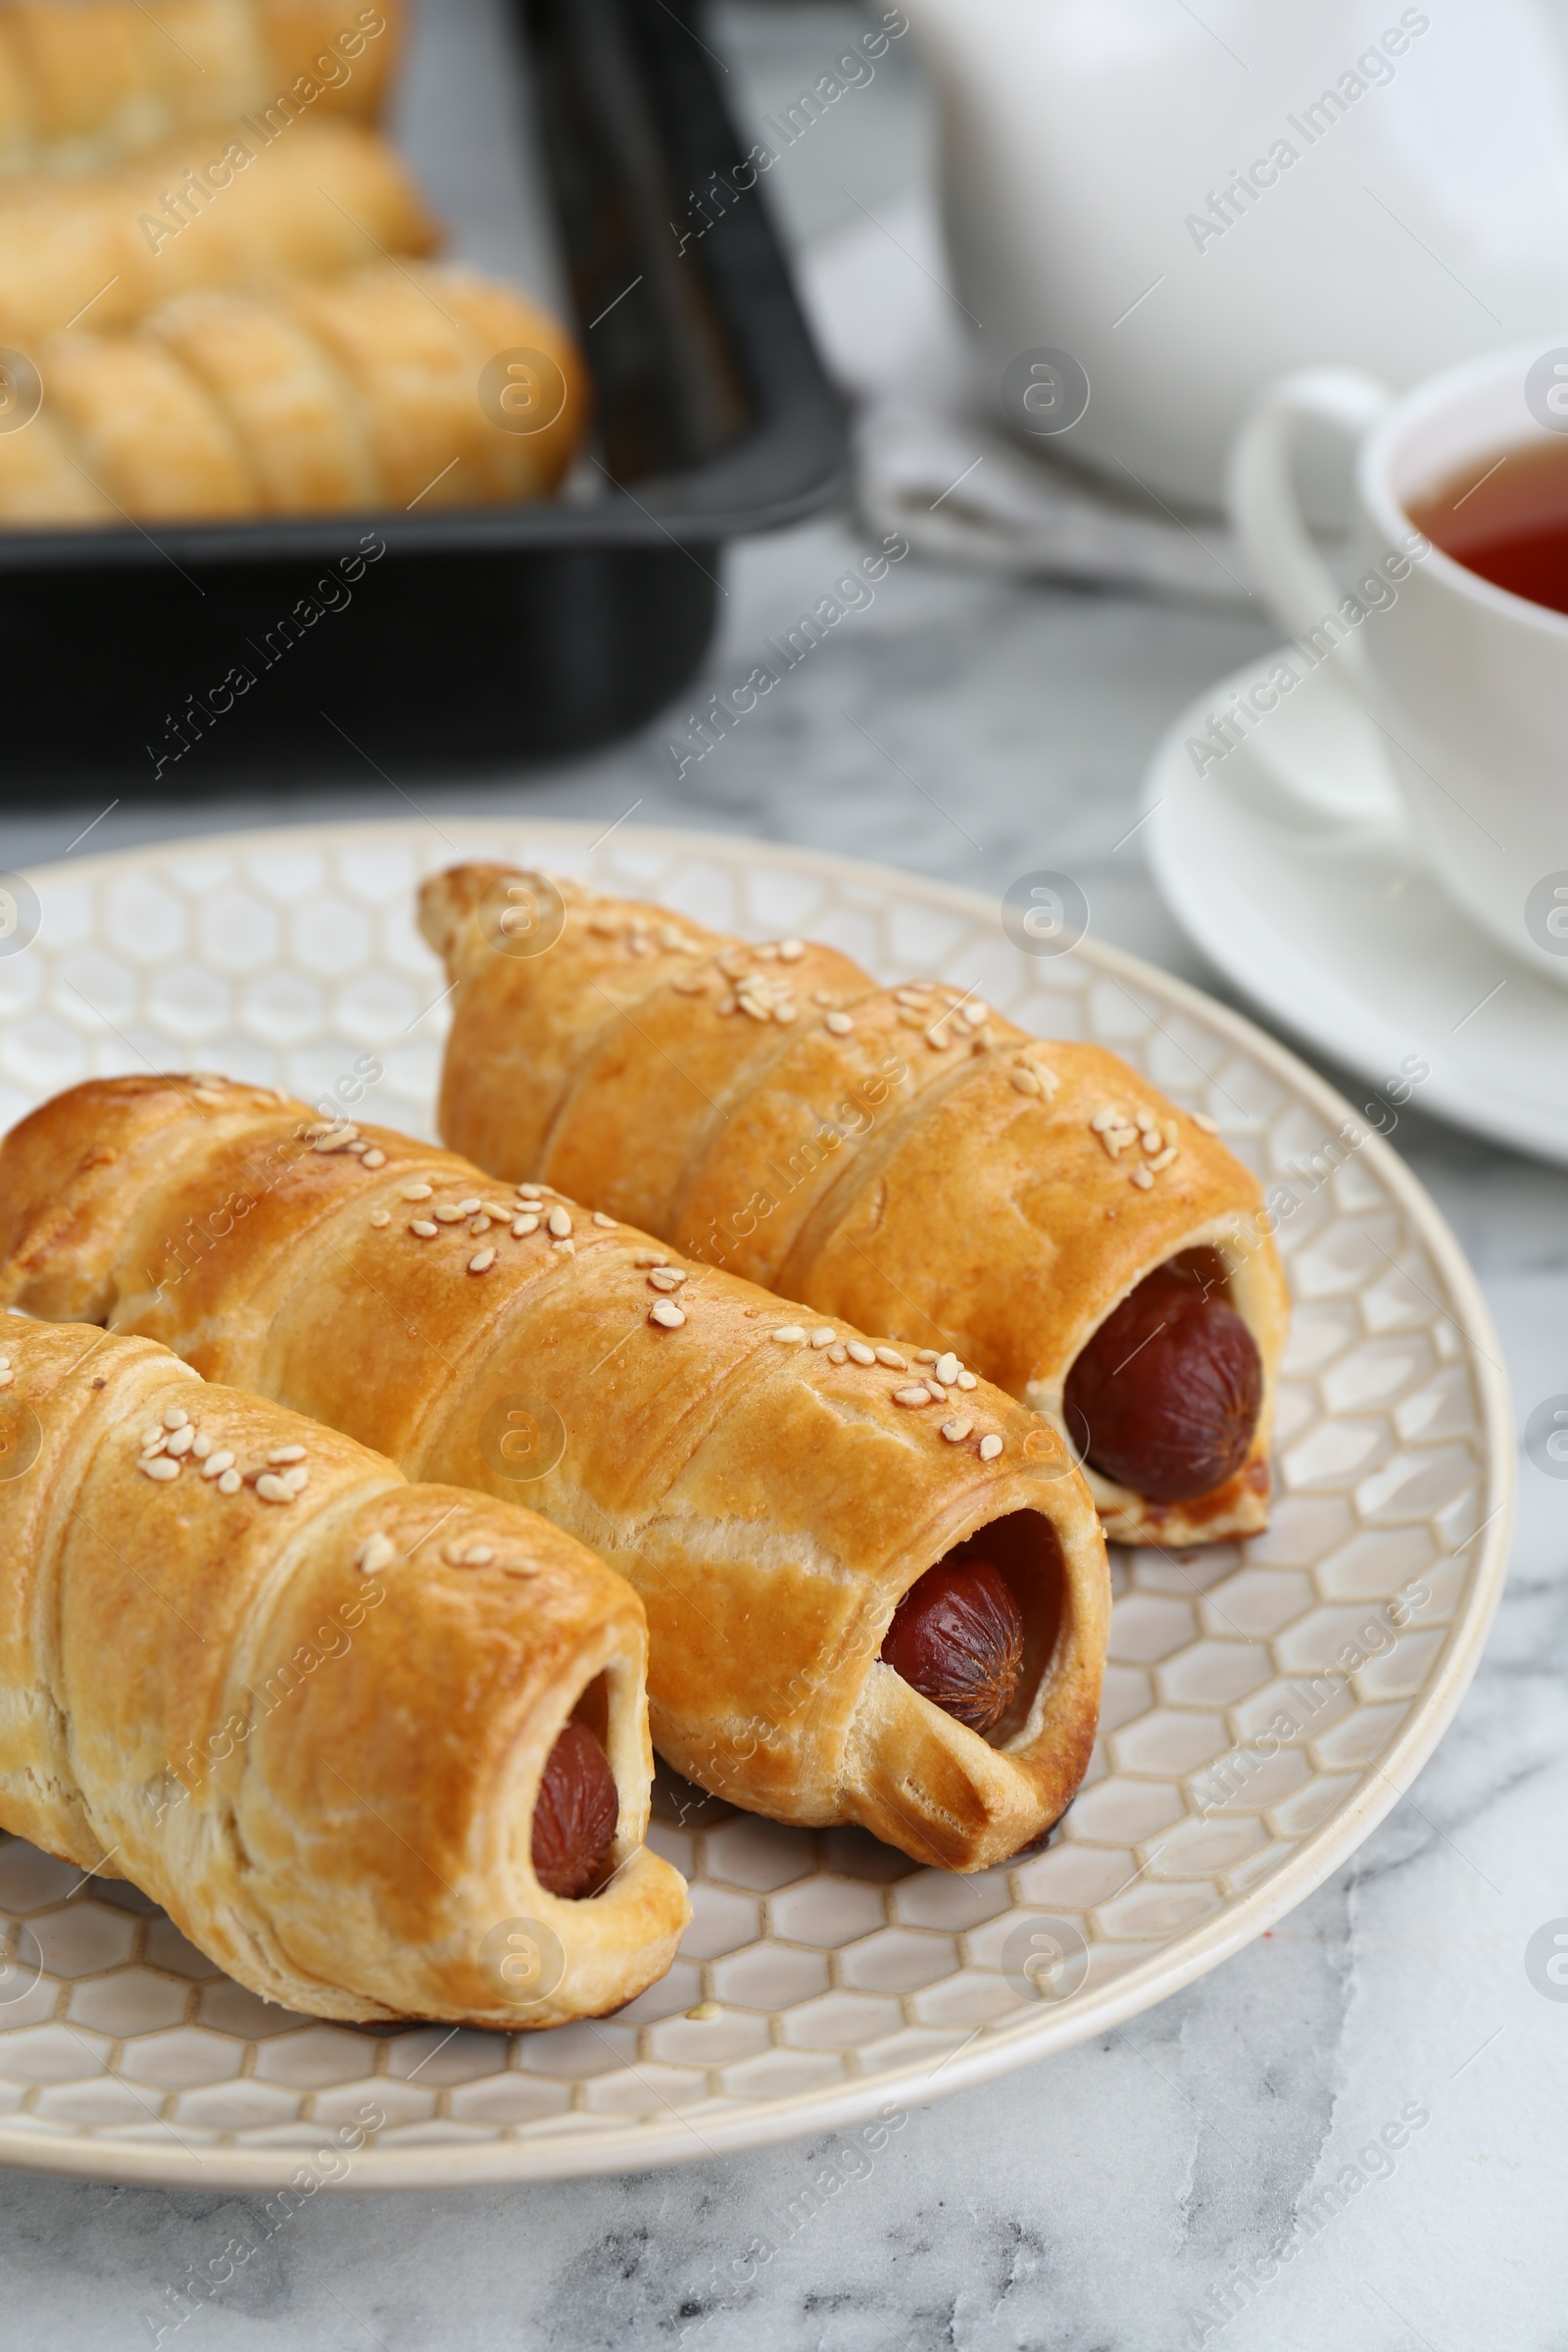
[1230,347,1568,987]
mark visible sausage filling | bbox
[1063,1261,1262,1502]
[530,1719,619,1898]
[880,1558,1025,1735]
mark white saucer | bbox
[1144,652,1568,1166]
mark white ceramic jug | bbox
[906,0,1568,509]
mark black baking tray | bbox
[0,0,849,790]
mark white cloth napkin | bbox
[794,196,1256,609]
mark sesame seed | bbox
[925,1381,949,1403]
[547,1206,571,1239]
[1091,1107,1122,1133]
[898,1008,927,1030]
[553,1238,575,1254]
[402,1185,433,1201]
[256,1473,294,1503]
[847,1341,876,1366]
[517,1184,543,1199]
[469,1214,492,1236]
[810,1328,836,1348]
[0,1369,14,1390]
[202,1450,235,1479]
[1148,1146,1179,1173]
[357,1533,395,1574]
[268,1446,307,1465]
[1193,1111,1219,1133]
[647,1267,687,1293]
[811,990,834,1006]
[411,1220,438,1239]
[1010,1065,1043,1096]
[142,1456,180,1482]
[774,1002,798,1025]
[671,972,710,995]
[140,1425,164,1449]
[468,1248,497,1273]
[1135,1108,1159,1132]
[716,994,737,1015]
[895,989,926,1007]
[828,1345,848,1364]
[934,1352,959,1386]
[588,913,618,938]
[1130,1165,1154,1190]
[593,1211,616,1228]
[914,1349,937,1365]
[739,996,771,1022]
[959,1003,989,1028]
[979,1434,1004,1462]
[164,1407,189,1431]
[458,1198,481,1216]
[778,939,805,961]
[659,924,687,952]
[825,1011,854,1036]
[771,1326,807,1346]
[463,1544,496,1566]
[280,1466,309,1496]
[512,1215,539,1239]
[433,1205,466,1225]
[956,1370,978,1391]
[482,1202,511,1221]
[649,1299,687,1329]
[370,1210,391,1228]
[756,942,779,961]
[926,1028,952,1051]
[874,1348,906,1370]
[218,1469,242,1495]
[165,1425,196,1458]
[627,933,651,956]
[191,1432,212,1459]
[1101,1131,1127,1159]
[363,1149,386,1170]
[894,1385,932,1408]
[941,1416,974,1443]
[141,1436,167,1460]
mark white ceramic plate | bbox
[0,820,1513,2190]
[1143,651,1568,1166]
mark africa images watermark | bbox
[1184,8,1432,254]
[136,6,392,254]
[665,535,910,781]
[146,534,387,781]
[1185,529,1432,778]
[668,9,909,259]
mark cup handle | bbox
[1229,368,1396,668]
[1227,368,1407,829]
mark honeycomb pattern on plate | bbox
[0,823,1504,2179]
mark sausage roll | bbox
[419,865,1292,1549]
[0,3,405,178]
[0,265,587,525]
[0,116,437,350]
[0,1076,1111,1874]
[0,1318,687,2028]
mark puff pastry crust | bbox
[0,115,436,351]
[420,865,1292,1547]
[0,264,587,524]
[0,1318,687,2028]
[0,1077,1111,1873]
[0,3,405,177]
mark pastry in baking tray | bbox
[0,1318,688,2027]
[418,865,1292,1549]
[0,264,587,523]
[0,115,436,349]
[0,2,406,176]
[0,1076,1111,1875]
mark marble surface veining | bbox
[0,6,1563,2346]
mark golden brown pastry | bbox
[0,1318,688,2028]
[0,3,404,176]
[0,1076,1111,1874]
[419,866,1292,1548]
[0,264,586,524]
[0,115,436,352]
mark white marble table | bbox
[1,8,1564,2346]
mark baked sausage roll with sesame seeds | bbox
[0,1076,1110,1873]
[0,1318,687,2029]
[419,866,1291,1548]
